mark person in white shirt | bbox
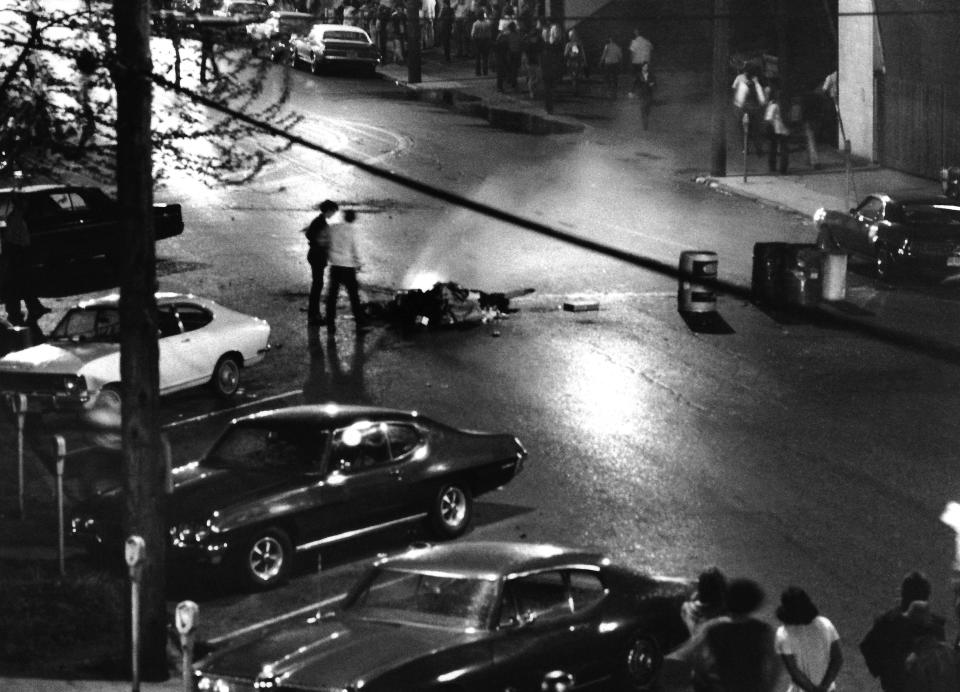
[775,587,843,692]
[627,28,652,97]
[325,207,370,337]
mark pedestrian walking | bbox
[775,586,843,692]
[452,0,470,56]
[436,0,454,61]
[325,208,369,337]
[505,21,522,89]
[522,19,544,97]
[494,26,510,91]
[598,36,622,100]
[304,199,338,326]
[198,24,220,84]
[732,63,766,155]
[670,578,780,692]
[470,9,493,75]
[682,567,728,637]
[627,27,652,98]
[165,15,182,88]
[1,194,50,325]
[764,84,790,173]
[562,29,586,96]
[860,570,947,692]
[636,61,655,130]
[540,22,564,114]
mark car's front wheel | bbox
[617,632,662,691]
[238,527,292,590]
[211,355,241,398]
[429,482,473,539]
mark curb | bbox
[382,73,585,136]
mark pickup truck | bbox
[0,185,184,266]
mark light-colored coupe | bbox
[0,292,270,426]
[288,23,380,74]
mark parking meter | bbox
[126,535,146,579]
[176,600,200,691]
[126,535,146,692]
[55,435,66,576]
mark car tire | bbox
[311,55,323,75]
[429,482,473,539]
[617,632,662,691]
[211,355,241,398]
[238,527,292,590]
[875,245,897,281]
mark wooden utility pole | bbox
[710,0,730,176]
[112,0,168,681]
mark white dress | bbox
[774,615,840,692]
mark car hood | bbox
[0,341,117,373]
[200,615,481,688]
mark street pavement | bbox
[0,45,948,692]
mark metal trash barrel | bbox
[678,251,718,313]
[751,242,791,307]
[821,252,847,301]
[781,244,822,306]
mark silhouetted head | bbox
[900,571,931,611]
[776,586,820,625]
[726,578,765,616]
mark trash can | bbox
[781,244,821,307]
[821,252,847,301]
[0,325,32,357]
[678,251,718,313]
[751,242,791,307]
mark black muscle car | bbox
[813,193,960,281]
[0,184,184,267]
[194,541,694,692]
[70,405,526,589]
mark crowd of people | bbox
[669,567,960,692]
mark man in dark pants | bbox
[198,24,220,84]
[325,208,369,337]
[304,199,338,326]
[436,0,454,61]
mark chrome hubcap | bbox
[440,487,466,527]
[249,536,284,581]
[217,361,239,393]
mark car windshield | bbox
[898,203,960,225]
[204,424,327,472]
[345,567,498,630]
[324,30,367,42]
[280,17,315,33]
[49,307,120,343]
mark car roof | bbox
[376,541,607,581]
[867,192,958,206]
[72,292,207,309]
[236,403,424,428]
[272,10,314,18]
[0,184,88,195]
[311,23,368,33]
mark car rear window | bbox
[324,30,367,41]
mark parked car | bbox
[0,292,270,426]
[0,185,183,268]
[195,541,693,691]
[288,23,380,75]
[70,405,527,589]
[813,192,960,281]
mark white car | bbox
[0,292,270,426]
[287,23,380,75]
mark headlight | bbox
[812,207,827,225]
[63,375,88,399]
[196,677,235,692]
